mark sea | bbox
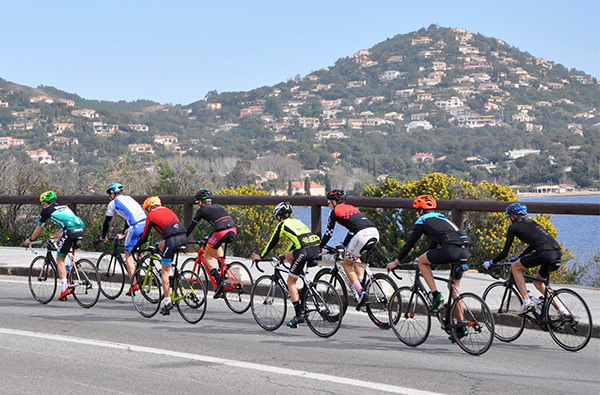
[294,194,600,262]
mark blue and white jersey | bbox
[106,195,146,226]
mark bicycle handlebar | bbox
[482,261,512,280]
[253,256,285,273]
[26,239,57,254]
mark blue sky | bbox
[2,1,598,105]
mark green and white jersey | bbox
[38,203,85,230]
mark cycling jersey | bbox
[319,204,375,248]
[186,204,236,237]
[395,212,470,262]
[261,218,320,258]
[38,203,85,231]
[138,206,186,246]
[101,195,147,238]
[492,218,560,264]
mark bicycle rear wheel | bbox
[223,261,253,314]
[450,292,494,356]
[175,270,207,324]
[482,281,525,342]
[97,252,126,299]
[251,275,287,331]
[388,286,431,347]
[28,256,57,304]
[546,289,592,351]
[365,273,397,329]
[132,265,162,318]
[71,259,101,308]
[303,280,343,338]
[313,268,348,317]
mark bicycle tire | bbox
[449,292,494,356]
[223,261,253,314]
[131,265,162,318]
[250,275,287,331]
[303,280,343,338]
[365,273,398,329]
[181,257,213,292]
[175,270,207,324]
[71,259,101,308]
[97,252,126,300]
[28,256,57,304]
[388,286,431,347]
[545,288,592,352]
[313,268,348,317]
[482,281,525,342]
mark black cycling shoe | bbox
[287,315,305,328]
[213,282,225,299]
[160,303,173,316]
[355,292,368,311]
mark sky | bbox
[2,0,598,105]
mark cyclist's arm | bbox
[26,225,44,244]
[186,208,203,237]
[260,222,283,257]
[101,215,112,238]
[491,228,516,263]
[319,210,336,248]
[396,224,425,262]
[341,232,353,248]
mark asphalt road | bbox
[0,275,598,395]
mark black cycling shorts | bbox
[288,247,319,278]
[57,228,85,258]
[426,245,469,280]
[521,249,562,279]
[161,233,188,265]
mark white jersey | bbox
[106,195,146,226]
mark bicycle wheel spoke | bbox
[176,270,207,324]
[71,259,101,308]
[251,275,286,331]
[223,261,252,314]
[483,282,525,342]
[450,293,494,355]
[546,289,592,351]
[388,287,431,347]
[365,273,397,329]
[131,263,161,318]
[97,252,125,299]
[28,257,57,304]
[304,280,342,338]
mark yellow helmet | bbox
[40,190,57,203]
[143,196,161,210]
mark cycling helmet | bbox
[40,190,57,203]
[273,201,293,219]
[413,194,437,210]
[505,203,527,217]
[142,196,162,210]
[194,188,212,203]
[106,183,123,195]
[326,189,346,203]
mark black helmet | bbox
[326,189,346,203]
[273,202,293,219]
[106,183,123,195]
[194,188,212,203]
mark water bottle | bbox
[169,266,175,288]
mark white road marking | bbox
[0,328,444,395]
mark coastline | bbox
[516,190,600,199]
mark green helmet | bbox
[40,190,57,203]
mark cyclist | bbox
[387,195,471,317]
[186,188,237,299]
[24,191,85,301]
[100,183,147,296]
[134,196,187,316]
[251,202,320,328]
[319,189,379,309]
[483,203,564,316]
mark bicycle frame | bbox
[321,246,380,302]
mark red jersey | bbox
[139,206,186,243]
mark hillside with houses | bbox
[0,25,598,194]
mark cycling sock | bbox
[211,268,221,284]
[293,301,302,317]
[358,275,364,284]
[354,281,363,294]
[61,279,68,292]
[164,297,171,306]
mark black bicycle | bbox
[388,260,495,355]
[95,236,130,299]
[482,262,592,351]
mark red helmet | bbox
[413,195,437,210]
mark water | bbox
[295,195,600,261]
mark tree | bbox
[304,177,311,196]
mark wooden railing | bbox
[0,195,598,236]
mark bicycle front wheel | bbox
[313,268,348,317]
[482,281,525,342]
[450,292,494,356]
[223,261,253,314]
[175,270,207,324]
[71,259,101,308]
[28,256,57,304]
[545,288,592,351]
[251,275,286,331]
[303,280,343,338]
[97,252,126,299]
[388,286,431,347]
[131,265,162,318]
[365,273,397,329]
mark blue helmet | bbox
[106,183,123,195]
[505,203,527,217]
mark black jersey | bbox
[492,218,560,263]
[186,204,236,237]
[319,204,375,248]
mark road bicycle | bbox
[388,260,495,355]
[180,237,252,314]
[314,242,397,329]
[95,236,130,299]
[482,262,592,352]
[250,256,343,338]
[131,243,207,324]
[27,239,101,308]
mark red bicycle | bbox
[181,237,253,314]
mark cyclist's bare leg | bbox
[124,251,136,282]
[417,252,437,293]
[449,278,464,321]
[533,272,565,310]
[56,256,67,281]
[204,246,223,272]
[512,260,530,302]
[161,263,171,303]
[343,257,361,293]
[353,260,364,281]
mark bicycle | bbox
[250,256,343,338]
[482,262,592,352]
[180,237,253,314]
[314,241,398,329]
[388,260,495,355]
[95,236,130,299]
[131,243,207,324]
[27,239,101,308]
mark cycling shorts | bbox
[207,228,237,253]
[124,221,145,253]
[161,233,187,265]
[426,245,470,280]
[521,249,562,279]
[57,228,85,258]
[288,247,320,278]
[345,227,379,262]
